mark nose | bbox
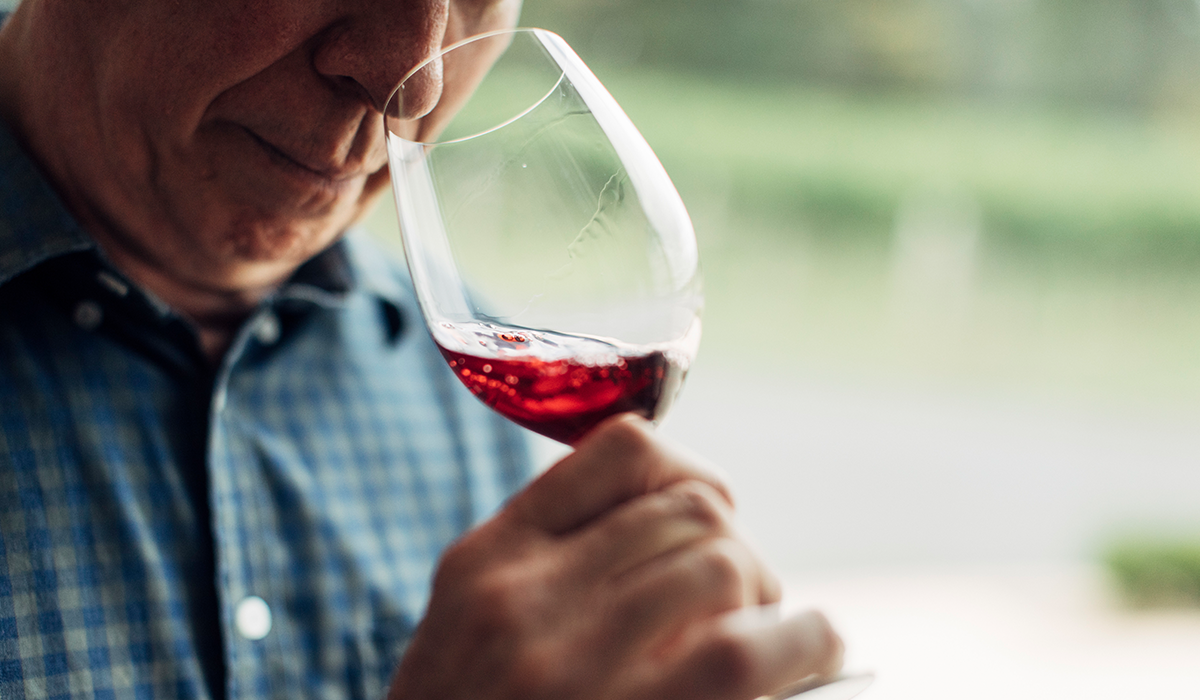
[393,55,444,121]
[311,0,448,116]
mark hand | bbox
[387,415,844,700]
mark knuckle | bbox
[607,592,653,642]
[697,635,758,695]
[432,536,477,586]
[506,643,559,698]
[760,567,783,605]
[668,481,731,531]
[786,609,845,679]
[809,612,846,674]
[696,539,752,599]
[464,568,534,638]
[602,417,657,463]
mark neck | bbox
[92,231,278,363]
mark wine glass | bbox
[384,34,872,700]
[384,28,702,445]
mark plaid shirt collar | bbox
[0,119,95,286]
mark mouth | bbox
[241,126,376,183]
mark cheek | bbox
[363,168,393,204]
[100,1,322,142]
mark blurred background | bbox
[1,0,1195,694]
[512,0,1200,567]
[371,0,1200,697]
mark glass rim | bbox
[384,27,564,147]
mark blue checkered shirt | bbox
[0,119,533,699]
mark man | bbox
[0,0,843,698]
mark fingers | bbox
[655,609,845,700]
[566,476,780,605]
[394,410,846,700]
[507,414,732,535]
[603,538,777,655]
[570,479,737,581]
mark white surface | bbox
[782,564,1200,699]
[658,364,1200,571]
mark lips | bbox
[241,125,382,183]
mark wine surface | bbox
[433,322,690,444]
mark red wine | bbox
[432,322,692,444]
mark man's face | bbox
[38,0,519,292]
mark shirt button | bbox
[253,311,281,345]
[234,596,272,640]
[73,300,103,330]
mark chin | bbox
[226,187,376,255]
[228,221,316,261]
[206,215,340,290]
[191,172,388,289]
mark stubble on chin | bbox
[210,166,391,290]
[202,215,334,297]
[226,212,319,262]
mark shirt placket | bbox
[207,305,290,700]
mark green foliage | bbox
[523,0,1200,111]
[596,68,1200,261]
[1107,539,1200,608]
